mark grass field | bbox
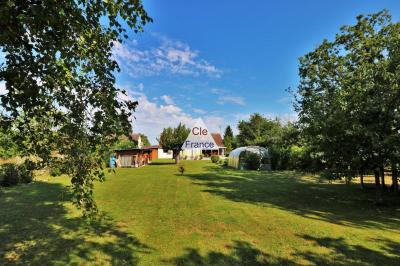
[1,160,399,265]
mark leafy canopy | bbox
[0,0,152,215]
[158,123,190,163]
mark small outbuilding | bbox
[228,146,271,170]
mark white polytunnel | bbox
[228,146,271,170]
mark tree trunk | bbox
[374,169,383,205]
[380,166,387,192]
[173,150,180,164]
[360,171,365,191]
[392,165,398,195]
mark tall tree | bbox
[237,113,280,147]
[223,125,234,152]
[296,10,400,199]
[0,1,152,215]
[158,123,190,164]
[140,134,151,147]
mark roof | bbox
[114,147,151,152]
[211,133,225,147]
[130,133,141,141]
[142,145,161,149]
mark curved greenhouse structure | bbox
[228,146,271,170]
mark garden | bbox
[1,160,399,265]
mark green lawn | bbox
[1,160,399,265]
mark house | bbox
[130,133,143,148]
[114,148,153,168]
[142,145,173,159]
[181,132,226,159]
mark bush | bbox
[49,159,68,176]
[49,166,62,177]
[19,164,33,183]
[244,152,261,170]
[178,164,185,175]
[0,163,33,186]
[0,163,20,186]
[211,155,220,163]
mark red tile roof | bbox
[211,133,225,147]
[142,145,161,149]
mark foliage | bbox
[235,113,315,171]
[295,10,400,199]
[0,1,152,215]
[140,134,151,147]
[158,123,190,164]
[242,152,261,170]
[211,155,220,163]
[223,126,235,152]
[237,114,282,147]
[0,163,33,186]
[0,129,18,159]
[48,159,67,177]
[114,139,138,150]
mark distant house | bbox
[114,148,153,168]
[130,133,143,148]
[181,132,226,159]
[142,145,173,159]
[113,144,173,168]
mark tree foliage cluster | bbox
[158,123,190,164]
[0,0,152,215]
[228,114,309,171]
[295,10,399,200]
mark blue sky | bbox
[114,0,399,143]
[2,1,397,143]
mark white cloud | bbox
[193,108,207,115]
[119,86,226,144]
[113,36,221,78]
[210,88,225,94]
[160,95,174,105]
[217,95,245,106]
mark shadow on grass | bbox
[149,161,176,166]
[183,165,400,230]
[0,181,151,265]
[296,234,400,265]
[162,240,295,266]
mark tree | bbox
[295,10,400,200]
[158,123,190,164]
[237,114,280,147]
[0,128,18,159]
[114,139,137,150]
[140,134,151,147]
[0,1,152,215]
[223,125,234,152]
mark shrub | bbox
[178,164,185,175]
[18,164,33,183]
[211,155,220,163]
[244,152,261,170]
[49,166,62,177]
[0,163,20,186]
[49,159,68,176]
[0,163,33,186]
